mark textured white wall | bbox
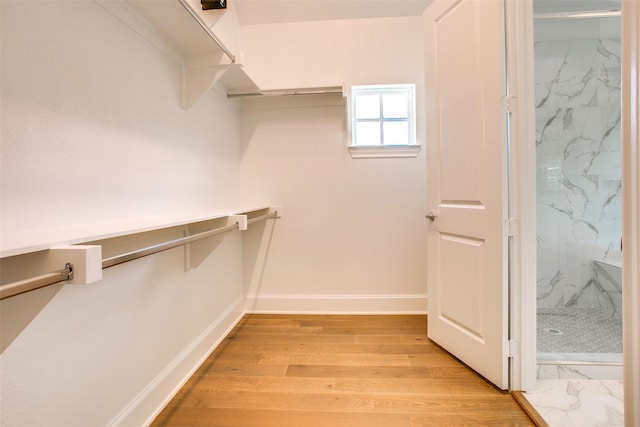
[1,1,244,425]
[238,16,425,89]
[238,17,428,312]
[1,1,242,234]
[1,4,429,426]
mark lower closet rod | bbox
[0,220,244,299]
[247,211,278,225]
[102,222,240,269]
[0,263,74,300]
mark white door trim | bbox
[504,0,537,392]
[509,1,640,421]
[622,1,640,425]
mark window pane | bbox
[356,121,381,146]
[383,121,409,145]
[382,93,408,119]
[355,94,380,119]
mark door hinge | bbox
[502,95,516,114]
[506,339,520,358]
[506,218,519,237]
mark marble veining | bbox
[537,363,623,381]
[536,34,622,318]
[524,380,624,427]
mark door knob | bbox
[425,211,437,222]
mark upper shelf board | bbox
[124,0,230,57]
[99,0,258,107]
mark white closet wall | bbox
[1,4,429,426]
[1,2,244,425]
[238,16,428,312]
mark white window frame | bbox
[347,83,420,159]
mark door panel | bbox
[436,1,483,203]
[424,0,508,389]
[440,233,483,337]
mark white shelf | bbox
[0,207,272,259]
[220,64,263,94]
[99,0,259,108]
[99,0,345,106]
[124,0,224,55]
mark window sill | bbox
[348,145,421,159]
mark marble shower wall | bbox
[535,21,622,319]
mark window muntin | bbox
[351,84,415,147]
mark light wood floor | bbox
[152,314,534,426]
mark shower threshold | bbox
[537,352,623,364]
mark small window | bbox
[348,84,419,158]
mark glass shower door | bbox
[534,10,623,376]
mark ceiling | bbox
[232,0,622,27]
[233,0,435,26]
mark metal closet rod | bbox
[102,221,240,269]
[0,210,280,299]
[104,210,280,268]
[0,263,74,301]
[227,86,344,98]
[534,9,621,20]
[247,211,278,225]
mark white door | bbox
[424,0,509,389]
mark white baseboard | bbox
[245,293,428,314]
[108,297,246,427]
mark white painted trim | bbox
[505,0,538,392]
[348,145,421,159]
[108,297,246,427]
[622,1,640,425]
[245,293,428,314]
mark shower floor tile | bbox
[537,308,622,354]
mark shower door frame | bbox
[507,1,640,424]
[503,0,537,392]
[621,1,640,424]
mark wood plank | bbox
[225,333,357,345]
[373,394,528,414]
[228,325,325,335]
[408,353,467,367]
[318,326,428,336]
[153,407,413,427]
[426,366,483,379]
[196,362,288,377]
[410,413,534,426]
[179,375,340,394]
[331,378,501,395]
[180,375,500,396]
[355,334,430,344]
[285,364,431,379]
[218,341,436,355]
[259,352,412,366]
[163,390,376,412]
[299,317,427,328]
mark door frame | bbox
[503,0,537,392]
[507,2,640,425]
[621,1,640,425]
